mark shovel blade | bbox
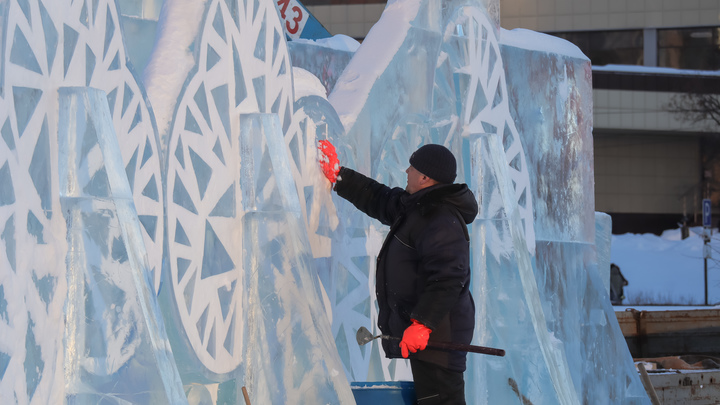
[356,326,376,346]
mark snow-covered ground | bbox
[611,226,720,308]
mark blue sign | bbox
[703,199,712,227]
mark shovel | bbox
[355,326,505,357]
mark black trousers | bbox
[410,359,466,405]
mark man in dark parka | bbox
[319,142,478,405]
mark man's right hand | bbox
[318,140,340,183]
[399,319,431,358]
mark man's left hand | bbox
[318,140,340,183]
[399,319,431,358]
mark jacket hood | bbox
[403,183,478,224]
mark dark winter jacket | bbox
[334,167,478,372]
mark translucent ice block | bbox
[237,113,355,404]
[0,0,168,390]
[500,30,595,245]
[58,87,186,404]
[596,212,613,293]
[465,133,578,405]
[288,41,355,95]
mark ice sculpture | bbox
[500,28,649,402]
[236,113,353,404]
[163,110,353,403]
[467,129,573,404]
[156,0,293,374]
[159,108,356,404]
[58,87,185,404]
[0,0,653,402]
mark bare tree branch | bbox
[667,93,720,130]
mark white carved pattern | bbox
[165,0,294,374]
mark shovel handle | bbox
[383,335,505,357]
[427,340,505,357]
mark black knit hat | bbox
[409,144,456,184]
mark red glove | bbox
[399,319,431,358]
[318,140,340,183]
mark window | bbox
[551,30,644,66]
[658,27,720,70]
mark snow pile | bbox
[292,67,328,99]
[611,227,720,306]
[500,28,588,61]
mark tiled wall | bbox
[500,0,720,32]
[593,89,711,132]
[594,133,700,214]
[593,89,716,133]
[306,3,386,38]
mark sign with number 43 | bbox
[275,0,309,39]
